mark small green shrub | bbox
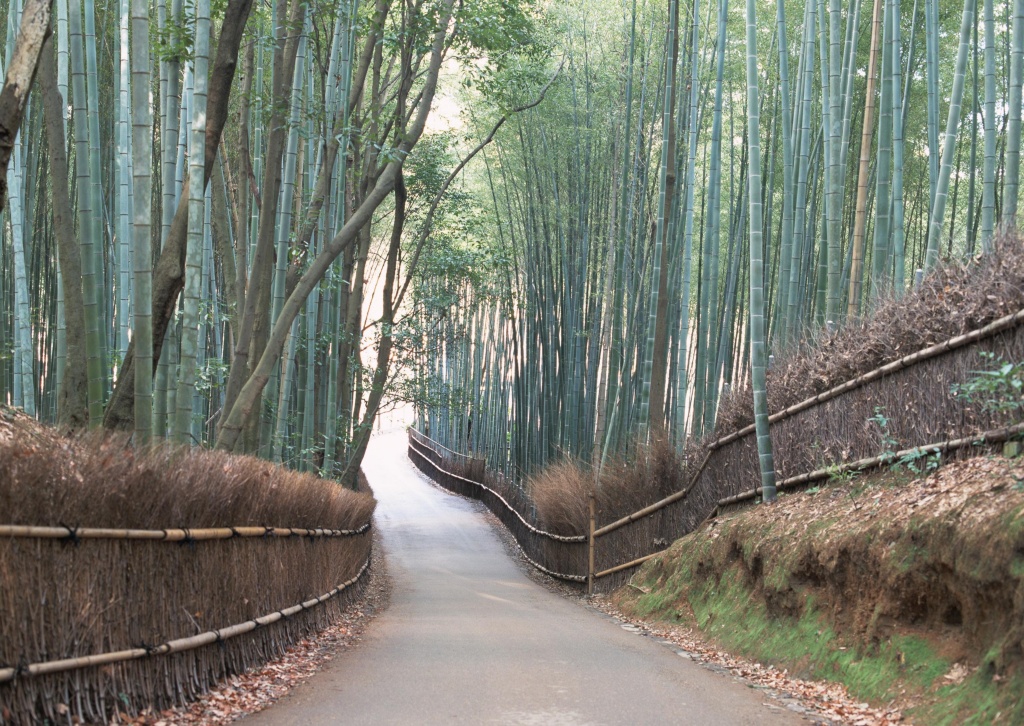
[951,352,1024,415]
[869,406,899,466]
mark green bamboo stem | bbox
[925,0,975,270]
[745,0,777,501]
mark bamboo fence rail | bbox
[0,558,370,684]
[592,451,712,538]
[717,421,1024,507]
[410,429,476,460]
[0,523,370,541]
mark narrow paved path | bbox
[244,431,803,725]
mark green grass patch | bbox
[916,669,1024,725]
[679,565,950,704]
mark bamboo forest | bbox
[0,0,1021,491]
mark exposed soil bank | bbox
[614,454,1024,724]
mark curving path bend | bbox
[242,431,803,725]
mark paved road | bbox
[244,431,803,725]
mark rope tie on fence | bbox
[59,523,79,546]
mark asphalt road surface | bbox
[244,431,803,725]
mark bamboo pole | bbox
[0,523,371,540]
[588,492,595,595]
[0,558,371,684]
[594,548,669,580]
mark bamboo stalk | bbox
[0,558,371,684]
[0,523,370,540]
[717,421,1024,507]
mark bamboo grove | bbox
[414,0,1024,493]
[0,0,540,483]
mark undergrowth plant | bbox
[869,406,899,466]
[951,352,1024,415]
[868,406,943,477]
[896,448,942,475]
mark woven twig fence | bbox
[0,522,372,723]
[0,558,370,685]
[410,306,1024,593]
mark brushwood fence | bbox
[0,519,372,724]
[410,306,1024,593]
[408,430,588,581]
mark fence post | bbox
[588,492,596,596]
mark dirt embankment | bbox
[615,454,1024,724]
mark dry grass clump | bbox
[527,459,592,536]
[529,435,689,536]
[716,231,1024,435]
[0,407,374,530]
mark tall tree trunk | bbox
[39,34,86,429]
[339,173,405,488]
[981,0,997,250]
[0,0,52,209]
[103,0,255,430]
[68,0,105,424]
[642,0,679,432]
[174,0,209,443]
[847,0,883,316]
[219,0,304,448]
[1003,0,1024,224]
